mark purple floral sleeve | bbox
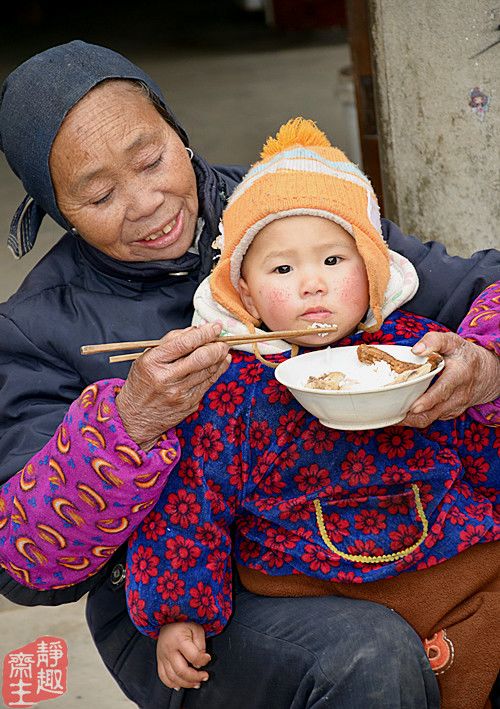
[458,281,500,426]
[0,379,180,590]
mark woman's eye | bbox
[91,191,112,206]
[145,154,163,170]
[325,256,340,266]
[274,264,292,274]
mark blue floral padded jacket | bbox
[126,309,499,639]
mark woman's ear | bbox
[238,277,260,320]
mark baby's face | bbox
[238,215,370,347]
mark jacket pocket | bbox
[314,484,429,564]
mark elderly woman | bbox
[0,41,498,709]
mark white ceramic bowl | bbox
[274,345,444,430]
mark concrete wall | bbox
[370,0,499,255]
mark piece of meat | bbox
[357,344,442,375]
[306,371,345,390]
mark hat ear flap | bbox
[210,258,260,325]
[352,225,390,331]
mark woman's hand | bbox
[157,622,211,691]
[116,322,230,450]
[400,331,500,428]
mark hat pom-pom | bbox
[260,117,331,159]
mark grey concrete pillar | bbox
[370,0,499,254]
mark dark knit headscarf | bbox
[0,40,189,258]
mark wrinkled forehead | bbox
[51,79,159,152]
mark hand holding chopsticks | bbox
[81,325,338,363]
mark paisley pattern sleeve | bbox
[0,379,180,590]
[457,281,500,426]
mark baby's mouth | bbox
[301,308,333,321]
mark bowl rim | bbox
[274,345,445,396]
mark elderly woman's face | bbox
[49,81,198,261]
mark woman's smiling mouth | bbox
[134,210,184,248]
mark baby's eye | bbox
[325,256,341,266]
[274,264,292,274]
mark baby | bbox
[126,119,499,708]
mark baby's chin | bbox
[288,333,341,348]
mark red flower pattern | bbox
[278,499,312,523]
[130,545,160,584]
[163,488,201,529]
[381,465,412,485]
[224,416,246,446]
[301,421,340,453]
[195,522,223,550]
[249,420,273,451]
[322,511,350,543]
[407,447,435,472]
[354,509,386,534]
[178,457,203,489]
[192,422,224,461]
[153,603,188,626]
[340,450,377,486]
[302,545,339,574]
[463,423,490,452]
[262,378,292,404]
[294,464,331,494]
[259,468,286,496]
[207,549,229,583]
[165,535,201,572]
[276,443,300,470]
[462,455,490,484]
[127,589,149,627]
[156,570,185,601]
[276,410,306,446]
[345,429,372,446]
[265,526,297,550]
[394,315,425,338]
[336,570,363,583]
[239,361,263,384]
[457,524,488,551]
[376,427,414,458]
[141,511,167,541]
[227,454,249,490]
[347,539,385,561]
[208,380,245,416]
[261,548,293,568]
[389,523,421,551]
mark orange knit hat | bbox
[210,118,390,331]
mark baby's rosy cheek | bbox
[261,288,292,316]
[339,271,368,305]
[267,287,290,303]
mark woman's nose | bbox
[125,179,164,222]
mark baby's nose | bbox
[301,274,327,296]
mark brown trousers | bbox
[238,541,500,709]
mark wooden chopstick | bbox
[80,326,339,363]
[81,339,162,355]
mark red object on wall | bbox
[270,0,347,30]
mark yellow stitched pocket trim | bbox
[313,484,428,563]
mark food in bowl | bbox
[306,345,442,392]
[274,344,446,430]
